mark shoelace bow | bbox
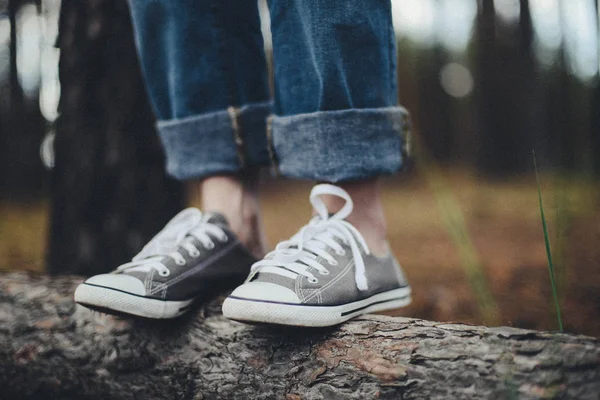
[250,184,371,290]
[116,208,227,277]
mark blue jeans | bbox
[129,0,410,182]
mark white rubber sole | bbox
[222,286,411,327]
[74,283,194,319]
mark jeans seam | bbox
[386,1,407,167]
[266,115,280,175]
[403,112,412,160]
[228,106,246,167]
[387,0,394,106]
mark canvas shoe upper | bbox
[222,184,411,327]
[74,208,256,319]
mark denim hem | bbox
[271,106,410,182]
[157,101,271,181]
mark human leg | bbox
[268,0,409,254]
[190,174,267,258]
[75,0,272,318]
[128,0,271,254]
[223,0,411,326]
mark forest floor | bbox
[1,169,599,337]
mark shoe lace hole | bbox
[328,260,338,266]
[220,235,228,243]
[319,270,330,276]
[176,259,186,266]
[336,249,346,256]
[159,269,170,277]
[308,277,319,284]
[190,250,200,258]
[205,241,215,250]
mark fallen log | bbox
[0,273,598,400]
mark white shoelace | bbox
[116,208,227,277]
[249,184,371,290]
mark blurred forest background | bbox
[0,0,599,336]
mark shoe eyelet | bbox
[219,235,228,243]
[336,249,346,256]
[205,241,215,250]
[159,269,171,277]
[319,270,330,276]
[308,277,319,284]
[189,250,200,258]
[328,259,338,266]
[176,259,186,266]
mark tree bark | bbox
[1,273,598,400]
[48,0,184,276]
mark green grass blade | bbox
[533,151,563,332]
[552,172,570,309]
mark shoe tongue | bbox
[203,212,230,228]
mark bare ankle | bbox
[188,173,266,258]
[320,179,389,256]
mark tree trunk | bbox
[1,273,598,400]
[474,0,540,176]
[0,0,46,199]
[416,44,456,165]
[48,0,184,276]
[591,0,600,175]
[592,81,600,175]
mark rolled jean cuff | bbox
[157,101,271,180]
[271,106,410,182]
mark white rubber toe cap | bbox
[82,274,146,296]
[229,281,301,303]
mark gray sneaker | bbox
[222,184,411,327]
[74,208,256,319]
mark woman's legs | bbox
[127,0,409,256]
[129,0,409,271]
[78,0,411,322]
